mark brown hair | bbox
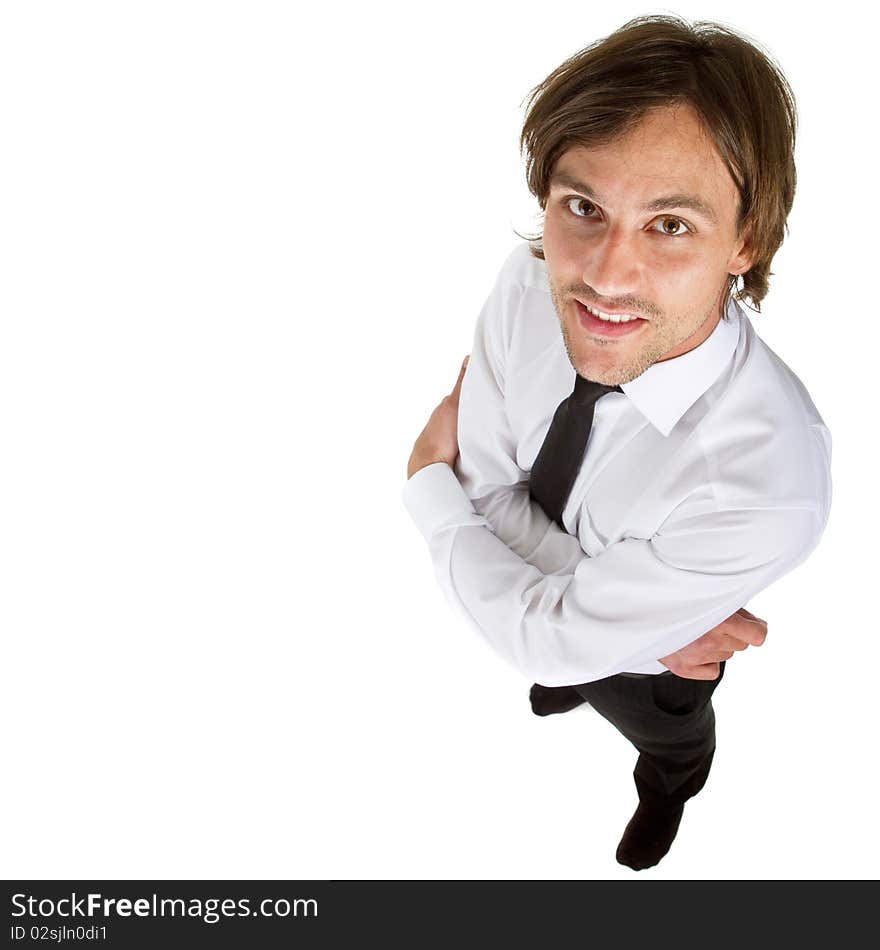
[518,14,797,314]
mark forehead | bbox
[551,104,739,219]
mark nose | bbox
[582,225,640,300]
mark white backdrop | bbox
[1,0,875,880]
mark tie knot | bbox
[572,374,623,407]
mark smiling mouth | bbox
[578,300,644,323]
[574,300,648,337]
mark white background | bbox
[1,0,875,880]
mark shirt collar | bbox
[620,299,742,437]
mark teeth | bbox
[585,304,640,323]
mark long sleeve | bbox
[403,462,823,686]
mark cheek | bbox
[654,249,701,279]
[643,245,722,299]
[661,250,728,298]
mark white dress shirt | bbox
[402,243,832,686]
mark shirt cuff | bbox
[402,462,490,543]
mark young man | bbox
[402,15,831,870]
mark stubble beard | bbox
[549,282,715,387]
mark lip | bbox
[574,299,648,337]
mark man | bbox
[402,15,831,870]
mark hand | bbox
[659,607,768,680]
[407,356,469,480]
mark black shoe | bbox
[616,800,685,871]
[529,683,587,716]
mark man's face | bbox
[541,103,753,386]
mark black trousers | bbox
[572,661,726,806]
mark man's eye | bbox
[565,197,597,218]
[652,217,692,237]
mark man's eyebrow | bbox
[549,172,718,224]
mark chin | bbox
[572,356,620,386]
[560,313,645,385]
[575,349,646,387]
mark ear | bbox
[728,221,755,276]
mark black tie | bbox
[529,374,623,528]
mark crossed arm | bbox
[406,357,769,682]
